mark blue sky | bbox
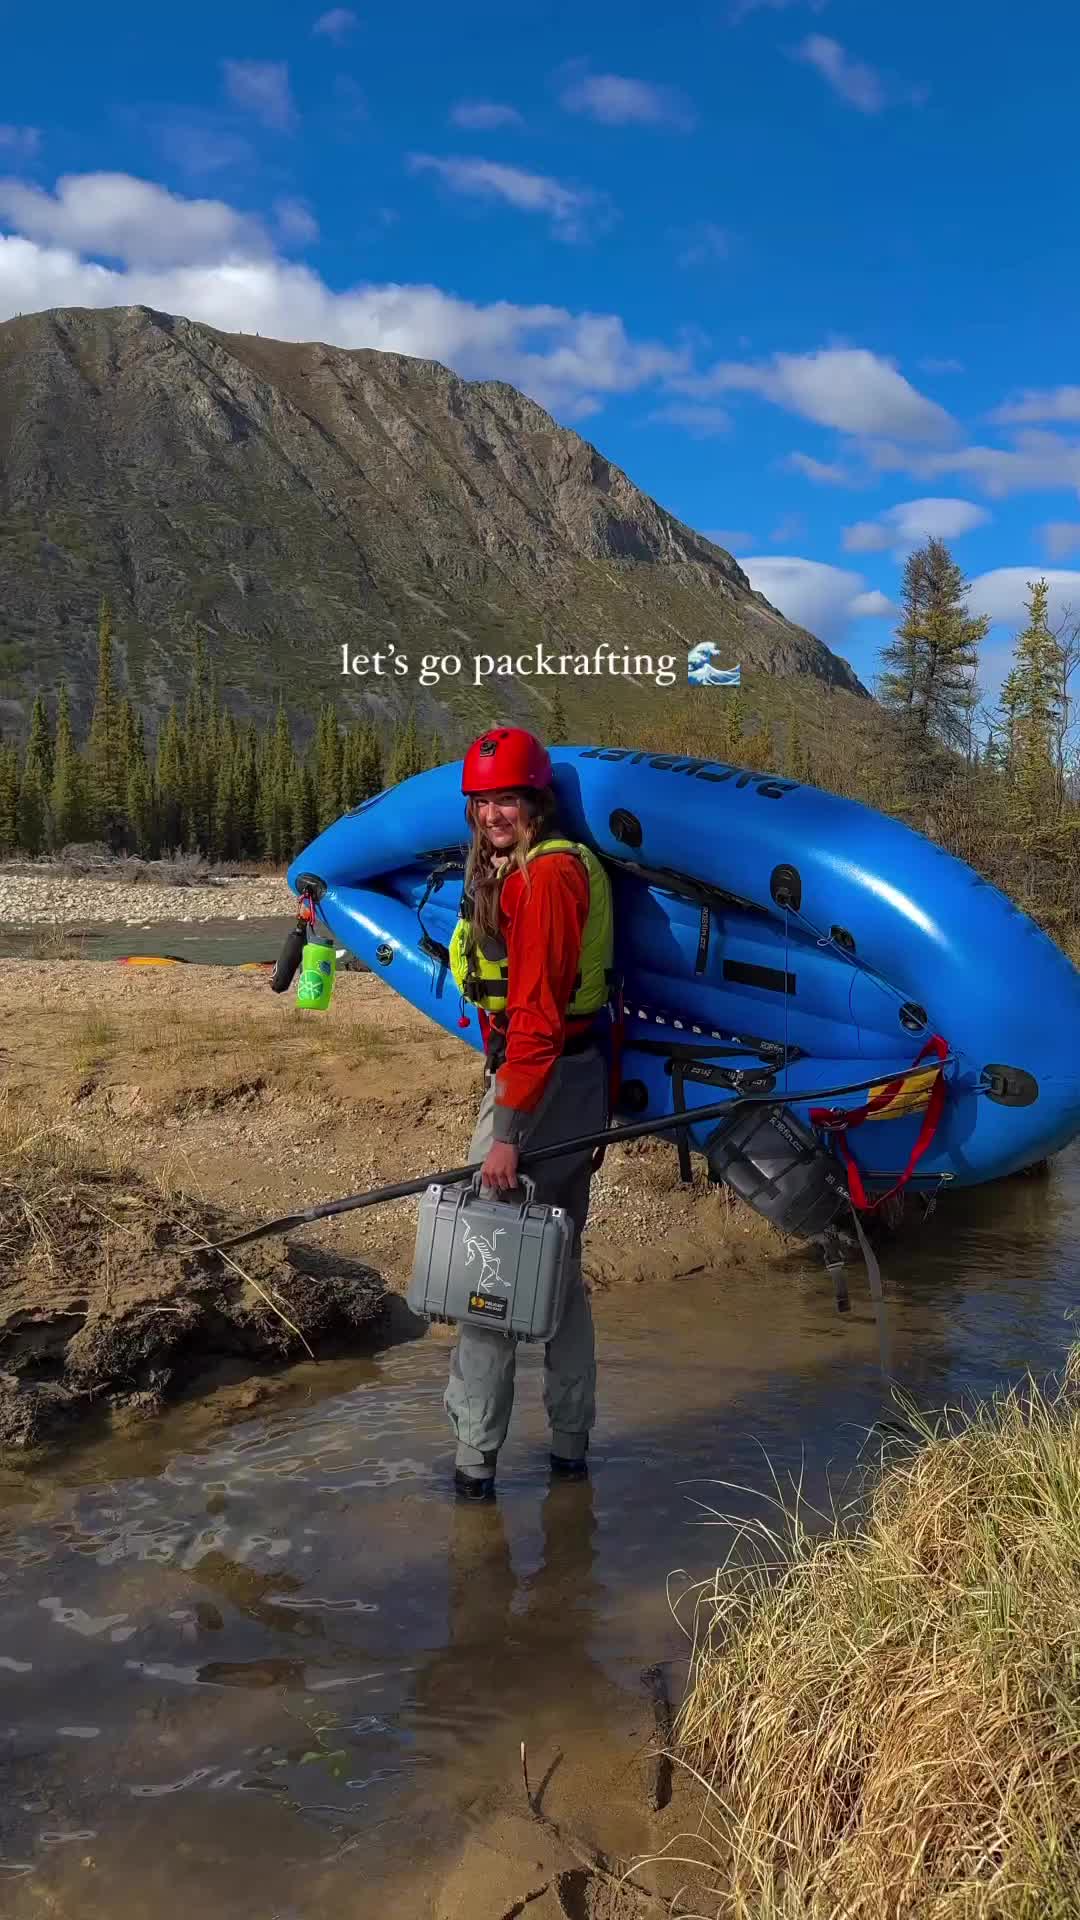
[3,0,1080,705]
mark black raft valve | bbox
[770,863,802,913]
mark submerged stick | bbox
[641,1664,674,1812]
[520,1732,682,1916]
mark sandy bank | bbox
[0,958,777,1448]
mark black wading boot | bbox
[549,1454,588,1481]
[454,1468,496,1502]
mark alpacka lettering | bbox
[577,747,799,800]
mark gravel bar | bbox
[0,872,297,927]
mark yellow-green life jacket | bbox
[448,838,614,1019]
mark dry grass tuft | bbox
[674,1358,1080,1918]
[0,1090,181,1282]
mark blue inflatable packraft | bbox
[287,746,1080,1198]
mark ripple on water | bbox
[0,1150,1077,1911]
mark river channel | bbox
[1,1139,1078,1916]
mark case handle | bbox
[468,1171,537,1206]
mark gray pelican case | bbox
[409,1174,574,1340]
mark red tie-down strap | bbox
[809,1033,949,1212]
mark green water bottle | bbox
[296,939,337,1012]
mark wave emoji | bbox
[688,645,741,687]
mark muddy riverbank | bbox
[2,1143,1078,1919]
[3,960,1080,1915]
[0,959,778,1448]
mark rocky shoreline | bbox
[0,868,295,927]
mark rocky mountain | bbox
[0,304,867,744]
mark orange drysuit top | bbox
[480,852,594,1145]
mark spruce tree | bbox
[17,756,48,856]
[126,755,157,856]
[879,539,989,751]
[548,686,569,745]
[86,595,128,843]
[717,686,746,761]
[213,732,241,861]
[994,668,1025,775]
[785,704,811,783]
[1009,579,1065,824]
[155,705,187,852]
[50,685,86,848]
[289,761,317,858]
[340,723,362,810]
[0,743,20,855]
[877,546,926,718]
[24,692,54,793]
[357,721,384,799]
[19,694,54,852]
[426,729,443,771]
[388,707,425,784]
[259,703,297,864]
[237,724,261,857]
[182,630,215,854]
[313,703,343,832]
[740,722,774,773]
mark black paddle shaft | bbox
[184,1059,953,1256]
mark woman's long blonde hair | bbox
[464,788,557,939]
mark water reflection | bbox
[408,1480,612,1762]
[0,1145,1077,1913]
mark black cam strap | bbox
[634,1037,787,1187]
[416,862,463,968]
[695,904,711,976]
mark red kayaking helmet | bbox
[461,727,553,796]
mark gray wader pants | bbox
[445,1046,608,1481]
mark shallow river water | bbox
[2,1146,1078,1916]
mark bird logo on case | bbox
[462,1220,506,1288]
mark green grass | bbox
[69,1011,118,1075]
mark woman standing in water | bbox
[446,727,614,1501]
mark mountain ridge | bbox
[0,303,868,745]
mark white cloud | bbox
[647,402,731,436]
[407,153,606,242]
[1042,522,1080,562]
[676,222,730,268]
[222,61,297,132]
[274,197,319,246]
[990,385,1080,426]
[842,497,989,553]
[678,346,953,442]
[0,126,40,159]
[558,68,696,131]
[0,173,267,268]
[157,116,256,176]
[877,428,1080,500]
[785,450,856,485]
[742,556,892,642]
[792,36,885,112]
[450,100,524,130]
[0,217,686,418]
[967,569,1080,631]
[852,588,893,617]
[313,8,357,40]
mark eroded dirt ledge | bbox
[0,956,784,1448]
